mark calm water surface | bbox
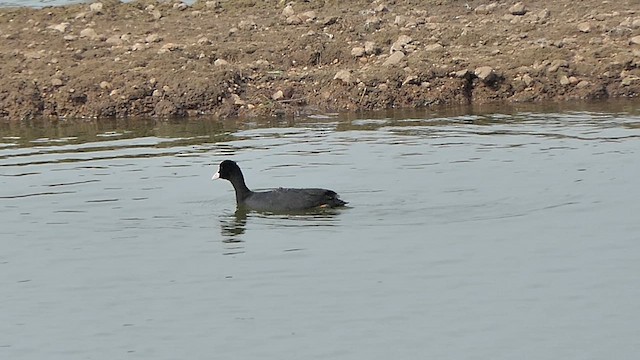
[1,102,640,360]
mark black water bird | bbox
[212,160,347,212]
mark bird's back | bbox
[242,187,347,212]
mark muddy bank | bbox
[0,0,639,120]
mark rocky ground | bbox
[0,0,639,120]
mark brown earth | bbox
[0,0,639,121]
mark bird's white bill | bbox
[211,171,220,180]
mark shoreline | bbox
[1,0,639,121]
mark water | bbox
[0,0,195,8]
[1,102,640,360]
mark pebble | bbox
[79,28,100,40]
[106,35,123,46]
[299,11,316,22]
[474,66,497,83]
[559,75,571,85]
[374,4,388,13]
[509,2,527,16]
[158,43,180,54]
[272,90,284,100]
[145,34,162,43]
[522,73,533,86]
[547,59,568,72]
[51,78,63,87]
[173,2,188,11]
[89,2,103,14]
[286,15,302,25]
[231,94,245,105]
[150,9,162,20]
[576,80,590,88]
[152,89,162,97]
[333,69,353,84]
[63,35,77,41]
[383,51,405,66]
[238,20,257,30]
[630,35,640,45]
[454,69,470,78]
[351,47,365,57]
[99,81,112,90]
[390,35,412,53]
[214,58,229,66]
[282,5,295,17]
[577,22,591,33]
[364,41,379,55]
[197,37,211,45]
[621,76,640,86]
[47,22,69,33]
[474,2,497,15]
[424,43,443,52]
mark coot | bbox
[212,160,347,212]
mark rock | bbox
[238,20,257,30]
[547,59,569,72]
[559,75,571,85]
[402,75,419,86]
[391,35,412,53]
[286,15,302,25]
[621,76,640,86]
[576,80,590,88]
[105,35,123,46]
[63,35,77,41]
[152,89,162,97]
[322,16,338,26]
[173,2,188,11]
[394,15,407,26]
[89,2,103,14]
[231,94,245,105]
[51,78,63,87]
[205,1,220,9]
[509,2,527,16]
[424,43,443,52]
[577,22,591,33]
[299,10,316,22]
[272,90,284,100]
[158,43,180,54]
[475,3,497,15]
[383,51,405,66]
[79,27,100,40]
[454,69,470,78]
[630,35,640,45]
[214,58,229,66]
[150,9,162,20]
[522,73,533,86]
[282,4,295,17]
[365,16,382,30]
[374,4,388,13]
[197,37,211,45]
[351,47,365,57]
[537,8,550,20]
[145,34,162,43]
[474,66,497,82]
[333,69,353,83]
[99,81,112,90]
[47,22,69,33]
[364,41,379,55]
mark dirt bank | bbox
[0,0,639,120]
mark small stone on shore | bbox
[383,51,405,66]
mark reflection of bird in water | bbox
[220,209,248,239]
[212,160,347,212]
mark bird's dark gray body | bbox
[213,160,347,212]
